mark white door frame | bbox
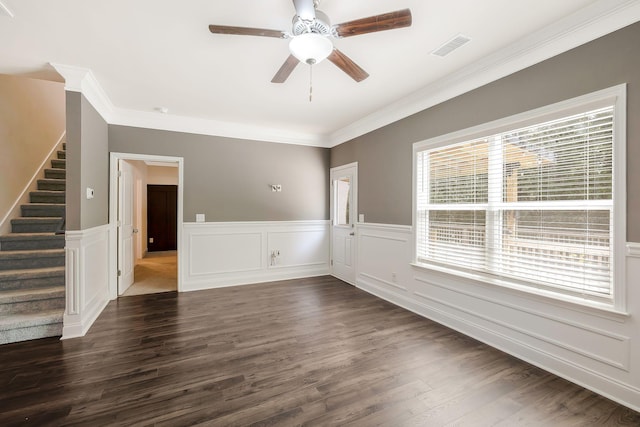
[108,152,184,300]
[330,162,358,285]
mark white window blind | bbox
[416,106,615,300]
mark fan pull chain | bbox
[309,61,313,102]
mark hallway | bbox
[122,251,177,296]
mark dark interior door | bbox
[147,185,177,252]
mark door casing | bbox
[330,162,358,285]
[108,152,184,300]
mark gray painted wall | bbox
[66,92,109,230]
[65,92,81,230]
[109,126,330,222]
[331,22,640,241]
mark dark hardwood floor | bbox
[1,276,639,426]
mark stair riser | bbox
[0,297,65,315]
[51,160,66,169]
[0,323,62,345]
[0,237,65,251]
[57,150,66,159]
[37,180,66,191]
[44,169,65,179]
[30,193,65,204]
[0,275,64,291]
[12,221,63,234]
[0,255,65,271]
[21,205,66,218]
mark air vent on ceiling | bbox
[431,34,471,57]
[0,1,14,18]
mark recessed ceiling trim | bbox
[0,1,14,18]
[329,0,640,147]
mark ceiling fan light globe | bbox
[289,33,333,64]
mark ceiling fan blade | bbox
[292,0,316,20]
[333,8,412,38]
[271,55,300,83]
[208,25,285,38]
[328,49,369,82]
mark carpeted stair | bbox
[0,143,66,344]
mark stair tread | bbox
[0,286,65,304]
[0,249,65,257]
[0,232,62,239]
[0,309,63,330]
[13,217,64,221]
[0,266,65,279]
[31,190,65,194]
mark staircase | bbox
[0,144,66,344]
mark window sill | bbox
[410,261,629,322]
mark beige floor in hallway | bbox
[122,251,177,296]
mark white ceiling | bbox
[1,0,639,147]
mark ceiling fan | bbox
[208,0,412,84]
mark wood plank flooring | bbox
[1,276,639,426]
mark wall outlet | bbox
[86,187,94,199]
[358,214,365,223]
[271,184,282,192]
[196,213,205,222]
[270,249,280,266]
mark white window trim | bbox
[412,84,627,314]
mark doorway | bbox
[109,153,184,300]
[147,185,177,252]
[330,162,358,285]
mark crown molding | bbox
[50,63,116,123]
[50,63,329,147]
[50,0,640,150]
[108,109,329,147]
[328,0,640,147]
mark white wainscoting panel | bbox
[182,221,329,291]
[62,224,111,339]
[190,232,263,275]
[357,223,412,293]
[355,222,640,412]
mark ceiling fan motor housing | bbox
[291,10,331,36]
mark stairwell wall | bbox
[63,91,110,339]
[0,74,65,228]
[65,92,109,231]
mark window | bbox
[413,86,626,309]
[334,176,351,225]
